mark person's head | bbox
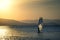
[39,17,43,20]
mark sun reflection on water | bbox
[0,26,29,37]
[0,26,10,37]
[0,29,7,36]
[0,26,18,37]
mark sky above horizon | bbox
[0,0,60,21]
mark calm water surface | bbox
[0,25,60,40]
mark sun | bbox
[0,0,11,10]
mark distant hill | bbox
[43,19,60,25]
[0,18,36,26]
[0,18,26,25]
[21,19,60,25]
[21,20,38,24]
[0,18,60,26]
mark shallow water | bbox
[0,25,60,40]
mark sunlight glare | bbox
[0,0,11,10]
[0,29,7,36]
[0,26,9,37]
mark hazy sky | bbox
[0,0,60,21]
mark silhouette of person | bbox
[38,17,43,25]
[38,17,43,33]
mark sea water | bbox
[0,25,60,40]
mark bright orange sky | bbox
[0,0,60,21]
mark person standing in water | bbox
[38,17,43,33]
